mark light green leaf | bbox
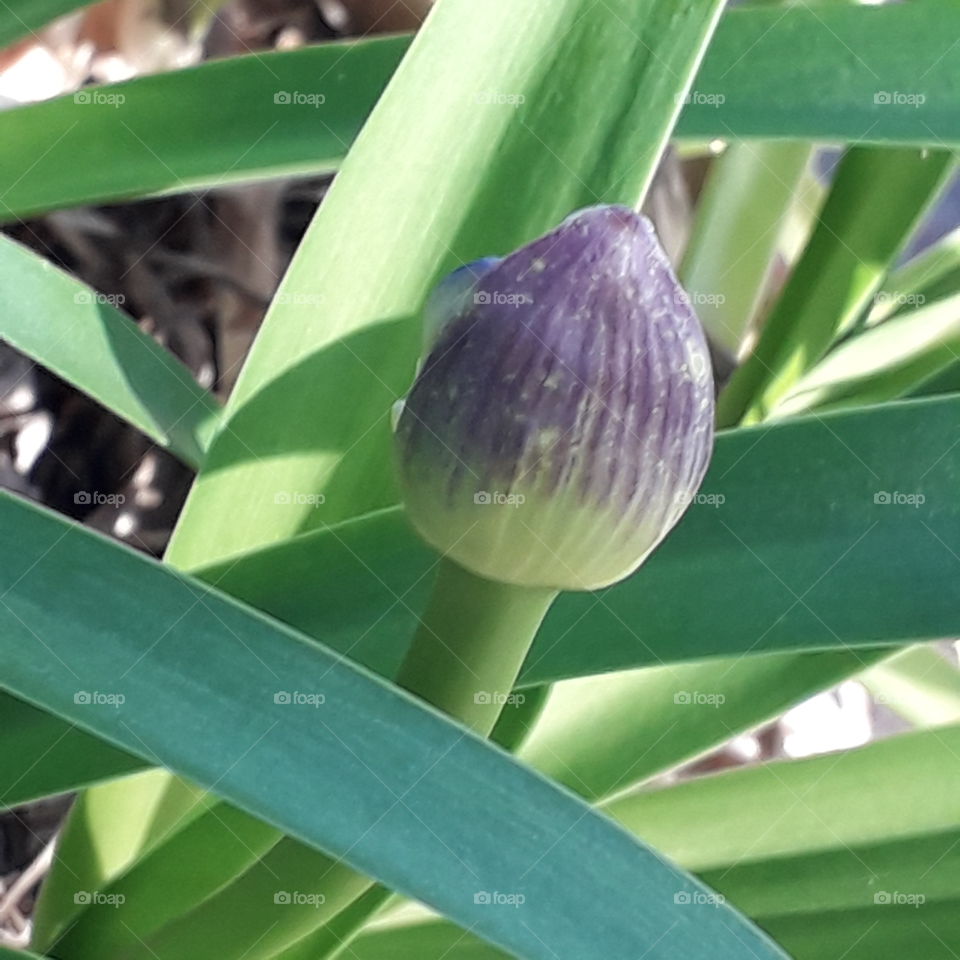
[0,492,784,960]
[0,234,220,467]
[717,147,954,426]
[516,650,887,801]
[0,37,408,221]
[774,291,960,417]
[681,141,814,355]
[867,226,960,326]
[607,725,960,957]
[163,0,726,566]
[860,645,960,728]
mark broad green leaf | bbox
[676,1,960,146]
[774,291,960,417]
[0,234,220,467]
[0,0,93,50]
[717,148,954,426]
[164,0,726,566]
[681,141,814,355]
[197,396,960,681]
[860,645,960,728]
[0,493,784,960]
[5,4,960,221]
[0,693,144,810]
[367,725,960,960]
[0,37,409,221]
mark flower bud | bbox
[394,205,714,591]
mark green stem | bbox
[396,557,558,736]
[295,558,557,958]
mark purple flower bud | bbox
[394,205,714,591]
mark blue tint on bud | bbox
[422,257,502,350]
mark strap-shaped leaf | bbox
[0,235,220,468]
[0,492,785,960]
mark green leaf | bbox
[0,0,93,50]
[0,234,220,467]
[0,37,409,221]
[0,693,144,811]
[676,1,960,146]
[516,650,887,801]
[32,772,210,948]
[0,492,784,960]
[368,724,960,960]
[717,147,955,426]
[164,0,728,566]
[5,3,960,221]
[680,141,814,355]
[606,724,960,958]
[774,291,960,417]
[42,802,280,958]
[868,226,960,326]
[196,396,960,682]
[860,645,960,728]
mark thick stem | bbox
[396,557,558,736]
[304,560,557,959]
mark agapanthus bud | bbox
[394,205,714,591]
